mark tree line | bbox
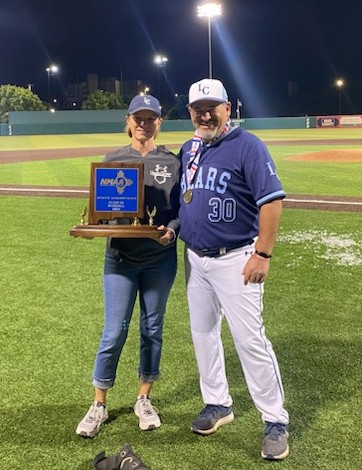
[0,85,127,123]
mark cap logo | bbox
[144,97,151,105]
[198,84,210,95]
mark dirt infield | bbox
[0,146,120,164]
[0,141,361,212]
[1,138,362,164]
[0,144,180,164]
[286,148,362,163]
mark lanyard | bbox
[186,120,231,188]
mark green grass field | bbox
[1,129,361,197]
[0,128,361,151]
[0,130,361,469]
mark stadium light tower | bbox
[336,78,344,114]
[197,3,222,79]
[154,55,168,99]
[45,64,59,104]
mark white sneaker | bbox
[134,396,161,431]
[76,401,109,437]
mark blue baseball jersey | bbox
[178,127,285,250]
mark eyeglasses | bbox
[189,103,225,116]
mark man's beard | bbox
[197,125,218,143]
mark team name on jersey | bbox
[182,166,231,194]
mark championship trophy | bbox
[69,162,165,239]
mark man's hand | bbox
[242,254,270,285]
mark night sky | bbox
[1,0,361,116]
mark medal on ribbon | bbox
[183,189,193,204]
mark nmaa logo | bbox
[150,164,171,184]
[100,170,133,194]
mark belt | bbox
[189,240,254,258]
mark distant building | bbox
[63,74,146,109]
[64,81,88,109]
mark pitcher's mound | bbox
[286,149,362,163]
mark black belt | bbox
[189,240,254,258]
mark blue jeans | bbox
[92,249,177,389]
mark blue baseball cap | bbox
[127,95,162,116]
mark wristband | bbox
[254,250,272,259]
[166,227,176,242]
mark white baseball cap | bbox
[188,78,228,106]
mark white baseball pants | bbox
[185,246,289,425]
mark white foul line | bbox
[0,187,89,194]
[285,198,362,206]
[0,187,361,207]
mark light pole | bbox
[154,55,168,100]
[197,3,222,79]
[139,86,150,96]
[174,93,181,119]
[45,64,59,104]
[336,79,344,115]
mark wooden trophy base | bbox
[69,224,164,239]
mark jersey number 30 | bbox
[208,197,236,222]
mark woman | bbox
[76,94,180,437]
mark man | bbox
[178,78,289,460]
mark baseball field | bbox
[0,128,361,469]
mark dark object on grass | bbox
[93,443,150,469]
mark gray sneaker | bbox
[261,422,289,460]
[134,396,161,431]
[191,404,234,435]
[76,401,109,438]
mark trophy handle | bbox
[146,206,157,226]
[80,206,87,225]
[132,218,141,226]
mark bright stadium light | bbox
[139,86,150,96]
[197,3,222,78]
[45,64,59,104]
[154,55,168,67]
[154,55,168,100]
[336,78,344,114]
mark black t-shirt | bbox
[104,145,180,265]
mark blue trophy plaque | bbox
[70,162,164,239]
[92,166,141,218]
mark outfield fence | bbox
[1,111,361,136]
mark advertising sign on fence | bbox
[316,115,362,128]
